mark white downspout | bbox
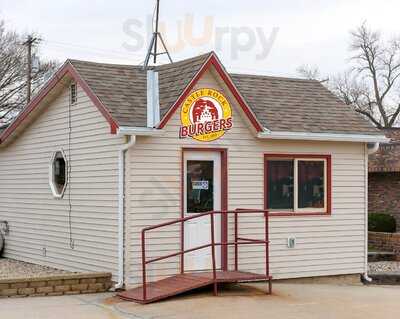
[362,142,380,283]
[115,135,136,290]
[114,69,159,289]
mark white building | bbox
[0,52,386,292]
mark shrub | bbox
[368,213,396,233]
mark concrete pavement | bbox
[0,282,399,319]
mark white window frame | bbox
[266,157,327,214]
[294,158,327,213]
[49,150,68,199]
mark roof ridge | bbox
[230,72,319,83]
[67,51,214,70]
[155,51,213,70]
[68,59,142,69]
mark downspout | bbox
[114,68,159,289]
[362,142,380,283]
[115,135,136,290]
[367,142,380,154]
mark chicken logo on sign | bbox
[180,88,233,142]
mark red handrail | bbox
[140,209,270,302]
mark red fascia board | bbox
[0,63,119,144]
[157,54,263,132]
[67,64,119,134]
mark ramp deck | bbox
[119,209,272,304]
[118,271,271,304]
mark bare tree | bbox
[297,65,321,81]
[0,20,57,127]
[298,23,400,129]
[335,23,400,128]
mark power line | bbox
[43,37,300,77]
[228,65,301,78]
[43,40,146,59]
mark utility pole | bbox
[23,35,39,103]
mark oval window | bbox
[49,151,68,198]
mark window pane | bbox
[187,160,214,213]
[53,153,66,194]
[267,160,294,210]
[298,161,325,209]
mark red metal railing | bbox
[140,209,270,302]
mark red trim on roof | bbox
[157,53,264,132]
[0,62,119,144]
[68,64,119,134]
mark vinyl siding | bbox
[0,84,124,278]
[126,69,367,286]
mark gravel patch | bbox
[368,261,400,273]
[0,258,74,280]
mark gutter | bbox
[117,126,165,137]
[115,135,136,290]
[257,130,389,143]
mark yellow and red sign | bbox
[179,88,233,142]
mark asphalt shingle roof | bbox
[70,53,210,127]
[69,52,380,135]
[231,74,380,135]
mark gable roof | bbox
[0,51,382,145]
[0,61,119,145]
[70,53,381,135]
[157,52,263,131]
[69,53,210,127]
[369,129,400,172]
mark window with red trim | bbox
[265,154,331,215]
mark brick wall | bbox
[369,128,400,172]
[0,272,112,298]
[368,172,400,228]
[369,231,400,259]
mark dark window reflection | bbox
[53,152,66,193]
[267,160,294,210]
[298,161,324,209]
[187,161,214,213]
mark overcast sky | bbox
[1,0,399,77]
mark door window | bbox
[186,160,214,213]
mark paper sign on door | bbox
[192,180,209,190]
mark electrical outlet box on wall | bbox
[287,237,296,248]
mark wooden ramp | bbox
[118,271,271,304]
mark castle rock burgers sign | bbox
[179,88,233,142]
